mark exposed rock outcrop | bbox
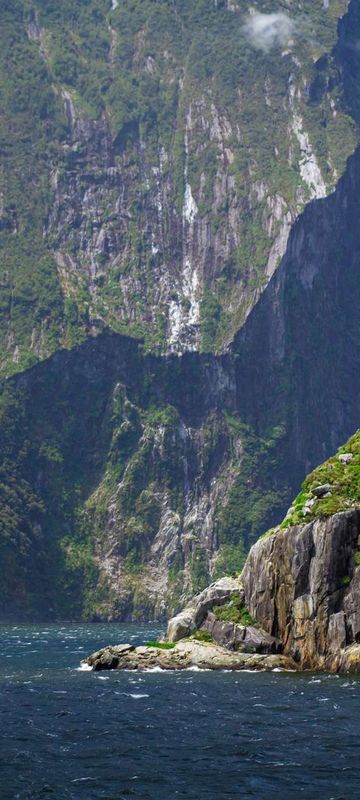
[241,510,360,672]
[161,498,360,672]
[166,575,282,655]
[166,576,243,642]
[83,504,360,672]
[85,640,296,673]
[83,434,360,673]
[201,613,281,655]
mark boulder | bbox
[201,612,281,654]
[241,625,281,654]
[303,498,316,515]
[87,643,134,671]
[166,576,244,642]
[338,453,353,465]
[166,611,194,643]
[312,484,332,498]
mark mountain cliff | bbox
[1,0,360,621]
[1,118,360,620]
[0,0,357,374]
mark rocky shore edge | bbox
[83,510,360,674]
[82,576,297,673]
[84,640,296,673]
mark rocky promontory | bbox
[241,510,360,673]
[84,574,295,672]
[83,509,360,674]
[238,430,360,673]
[83,434,360,674]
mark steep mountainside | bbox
[1,123,360,620]
[1,0,360,621]
[0,0,357,374]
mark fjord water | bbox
[1,625,359,800]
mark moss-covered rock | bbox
[279,431,360,530]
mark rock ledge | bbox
[84,640,297,672]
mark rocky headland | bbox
[85,574,297,672]
[84,510,360,674]
[84,434,360,674]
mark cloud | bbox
[242,10,296,53]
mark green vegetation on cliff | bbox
[0,0,357,372]
[281,431,360,528]
[0,334,301,621]
[1,319,359,622]
[214,416,289,563]
[0,1,360,623]
[213,594,257,627]
[279,431,360,530]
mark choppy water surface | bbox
[0,624,359,800]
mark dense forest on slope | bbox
[0,0,360,620]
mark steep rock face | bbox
[0,0,356,373]
[233,139,360,489]
[0,335,244,621]
[2,119,360,620]
[241,510,360,671]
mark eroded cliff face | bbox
[0,336,245,621]
[2,134,360,620]
[0,0,356,374]
[233,141,360,488]
[241,511,360,672]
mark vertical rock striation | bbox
[241,511,360,672]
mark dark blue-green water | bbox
[1,624,360,800]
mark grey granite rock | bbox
[87,644,134,670]
[201,612,281,654]
[83,640,297,673]
[166,577,244,642]
[338,453,353,465]
[312,484,332,498]
[241,510,360,671]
